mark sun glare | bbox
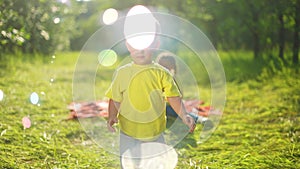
[123,5,157,50]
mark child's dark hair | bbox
[156,52,177,75]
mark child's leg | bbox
[120,131,142,168]
[153,133,165,144]
[166,105,178,117]
[119,132,165,168]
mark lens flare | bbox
[98,49,117,67]
[124,5,157,50]
[102,8,118,25]
[30,92,39,105]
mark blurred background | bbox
[1,0,299,64]
[0,0,299,168]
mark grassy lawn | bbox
[0,51,299,168]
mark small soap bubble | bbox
[50,55,55,64]
[102,8,119,25]
[30,92,39,105]
[53,17,61,24]
[22,117,31,129]
[0,89,4,101]
[98,49,117,67]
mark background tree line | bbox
[1,0,299,64]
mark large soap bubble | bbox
[73,5,225,164]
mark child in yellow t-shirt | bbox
[105,28,195,168]
[105,41,195,133]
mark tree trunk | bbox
[293,0,300,65]
[253,31,260,59]
[278,12,285,61]
[250,2,260,59]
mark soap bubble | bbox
[0,90,4,101]
[102,8,119,25]
[98,49,118,67]
[73,6,225,159]
[22,116,31,129]
[30,92,39,105]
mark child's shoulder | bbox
[153,62,165,69]
[153,62,172,74]
[116,62,170,75]
[116,62,133,71]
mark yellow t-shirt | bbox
[105,62,181,140]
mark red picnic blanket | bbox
[67,99,212,120]
[67,100,109,119]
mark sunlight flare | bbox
[124,5,157,50]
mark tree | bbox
[0,0,85,56]
[293,0,300,64]
[277,3,286,61]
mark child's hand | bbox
[184,115,196,133]
[107,118,118,132]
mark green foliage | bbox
[0,51,299,168]
[150,0,299,61]
[219,50,264,82]
[0,0,86,56]
[1,0,299,64]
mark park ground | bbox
[0,51,299,168]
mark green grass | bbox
[0,51,299,168]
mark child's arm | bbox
[167,96,196,133]
[107,99,120,132]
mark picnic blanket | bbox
[67,99,212,120]
[67,100,109,119]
